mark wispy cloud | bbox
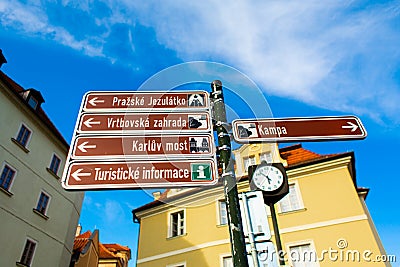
[2,0,400,124]
[127,1,400,123]
[0,1,103,56]
[104,200,125,223]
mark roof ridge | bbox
[0,70,69,148]
[99,243,118,258]
[279,143,303,152]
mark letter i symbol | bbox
[191,163,212,181]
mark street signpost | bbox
[77,112,212,133]
[61,91,218,190]
[64,159,217,190]
[62,85,369,267]
[71,135,215,159]
[232,116,367,143]
[82,91,210,111]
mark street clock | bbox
[249,162,289,205]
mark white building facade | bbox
[0,52,84,267]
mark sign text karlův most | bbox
[62,91,218,190]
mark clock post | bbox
[269,203,285,266]
[249,163,289,266]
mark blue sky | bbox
[1,0,399,265]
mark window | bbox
[260,152,272,163]
[169,210,185,237]
[288,243,318,267]
[243,156,256,172]
[218,200,228,225]
[222,256,233,267]
[278,183,303,213]
[27,97,38,109]
[15,124,32,147]
[0,164,15,191]
[18,239,36,266]
[48,154,61,175]
[35,192,50,215]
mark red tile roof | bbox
[280,144,321,165]
[103,243,131,252]
[73,231,92,251]
[73,230,131,260]
[99,243,117,259]
[279,143,342,167]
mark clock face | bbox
[252,165,284,192]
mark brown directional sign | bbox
[61,90,218,191]
[72,135,215,159]
[232,116,367,143]
[77,112,212,134]
[83,91,209,111]
[62,159,218,190]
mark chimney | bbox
[152,191,161,200]
[0,49,7,68]
[75,224,82,236]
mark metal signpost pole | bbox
[269,204,285,266]
[210,80,249,267]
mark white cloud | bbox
[2,0,400,124]
[104,200,125,223]
[0,0,104,57]
[122,1,400,123]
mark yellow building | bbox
[132,143,390,267]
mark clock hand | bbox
[261,172,272,183]
[260,173,272,185]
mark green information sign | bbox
[191,163,212,181]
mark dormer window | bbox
[28,96,38,109]
[20,88,45,111]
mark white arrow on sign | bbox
[83,118,101,128]
[77,141,97,153]
[88,97,105,106]
[342,121,358,132]
[71,169,91,181]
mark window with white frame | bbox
[218,200,228,225]
[278,183,303,213]
[35,191,50,216]
[0,163,16,192]
[288,243,319,267]
[260,152,272,163]
[18,238,37,266]
[243,156,256,172]
[222,256,233,267]
[48,154,61,175]
[15,124,32,148]
[169,210,185,237]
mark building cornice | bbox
[133,151,356,220]
[134,185,226,220]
